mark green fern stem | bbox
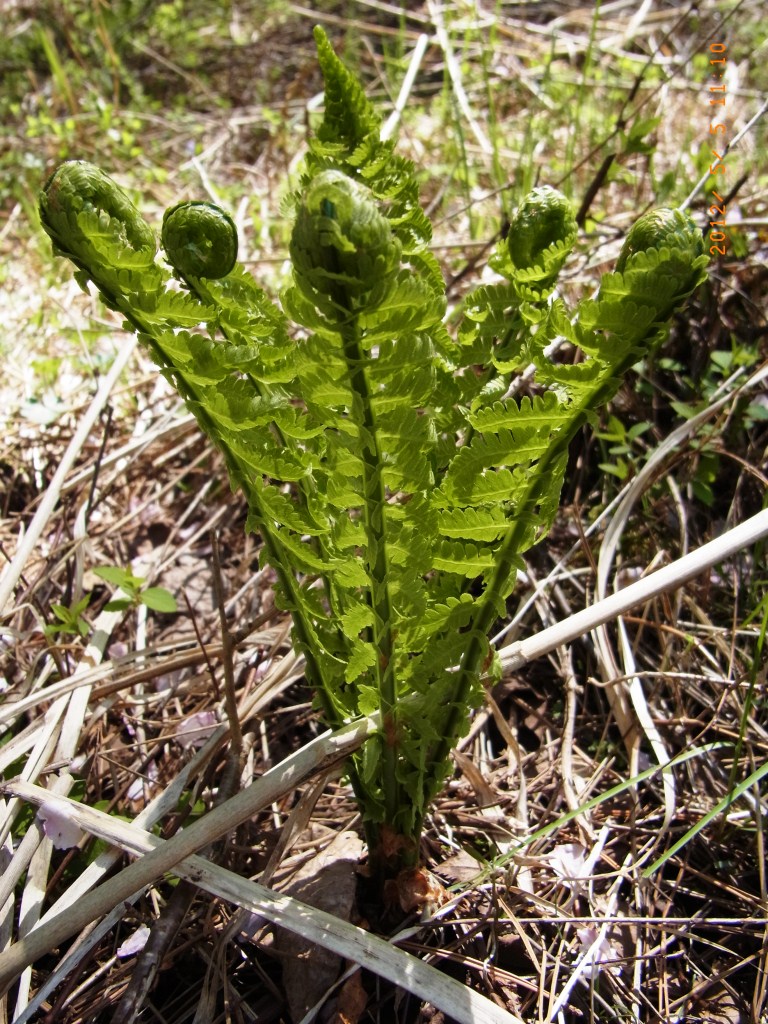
[158,203,367,766]
[425,384,610,806]
[112,305,339,723]
[424,452,559,813]
[129,290,384,840]
[165,263,349,631]
[431,205,708,807]
[289,168,406,836]
[331,297,399,827]
[170,269,377,828]
[214,448,381,850]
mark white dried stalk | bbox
[0,721,52,778]
[60,412,196,495]
[381,33,430,141]
[9,605,122,1017]
[0,697,67,848]
[0,807,14,1024]
[0,714,379,992]
[1,782,520,1024]
[0,627,295,733]
[499,508,768,673]
[0,643,205,731]
[426,0,492,154]
[0,336,137,616]
[592,361,768,823]
[8,727,239,1024]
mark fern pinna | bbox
[39,27,707,878]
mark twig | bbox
[499,508,768,674]
[84,404,112,526]
[109,881,192,1024]
[558,646,587,828]
[10,724,240,1024]
[0,714,379,991]
[182,590,220,700]
[111,535,251,1023]
[1,783,521,1024]
[211,532,242,762]
[681,96,768,211]
[0,337,138,616]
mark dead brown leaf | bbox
[396,867,449,916]
[329,969,368,1024]
[274,830,365,1022]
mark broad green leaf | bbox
[139,588,178,613]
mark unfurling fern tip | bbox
[40,160,156,270]
[289,169,401,317]
[161,200,238,280]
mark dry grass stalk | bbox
[1,781,519,1024]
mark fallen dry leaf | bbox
[329,969,368,1024]
[396,867,449,916]
[452,749,498,808]
[434,848,483,885]
[274,830,365,1022]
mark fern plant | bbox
[38,27,707,881]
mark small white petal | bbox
[175,710,218,749]
[126,761,158,801]
[117,925,151,958]
[39,800,85,850]
[548,843,589,886]
[576,925,622,972]
[126,777,145,801]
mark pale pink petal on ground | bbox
[39,799,86,850]
[117,925,151,958]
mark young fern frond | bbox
[423,201,707,802]
[38,28,708,880]
[39,162,355,763]
[304,26,442,293]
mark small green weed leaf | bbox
[628,115,661,141]
[139,587,178,613]
[44,595,92,638]
[94,565,142,593]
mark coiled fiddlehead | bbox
[162,201,238,280]
[289,169,402,319]
[507,184,577,280]
[616,207,704,274]
[591,206,708,337]
[40,160,156,271]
